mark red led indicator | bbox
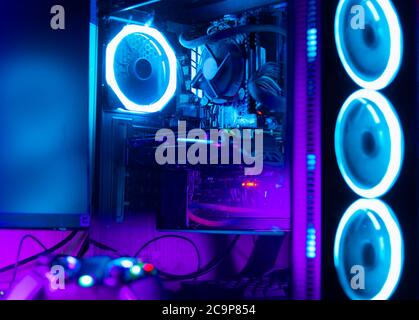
[143,263,155,273]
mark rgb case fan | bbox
[323,0,418,300]
[334,89,404,199]
[334,199,404,300]
[106,24,177,113]
[334,0,403,90]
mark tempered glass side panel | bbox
[0,1,92,228]
[98,0,290,233]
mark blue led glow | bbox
[307,28,318,62]
[89,22,98,197]
[306,227,317,259]
[307,154,317,171]
[120,259,134,268]
[78,275,95,288]
[334,199,404,300]
[335,90,404,199]
[177,138,214,144]
[366,1,381,21]
[106,25,177,113]
[334,0,403,90]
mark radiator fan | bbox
[335,0,403,90]
[191,40,244,103]
[106,25,177,113]
[335,89,404,198]
[334,199,403,300]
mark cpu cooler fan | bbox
[191,40,245,103]
[106,25,177,113]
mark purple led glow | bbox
[291,0,322,300]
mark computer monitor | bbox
[0,0,95,229]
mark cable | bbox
[188,210,231,228]
[5,232,78,290]
[76,233,91,259]
[179,25,287,49]
[89,239,124,256]
[95,233,238,281]
[0,231,78,274]
[7,235,47,290]
[159,235,240,282]
[0,231,238,286]
[134,235,202,276]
